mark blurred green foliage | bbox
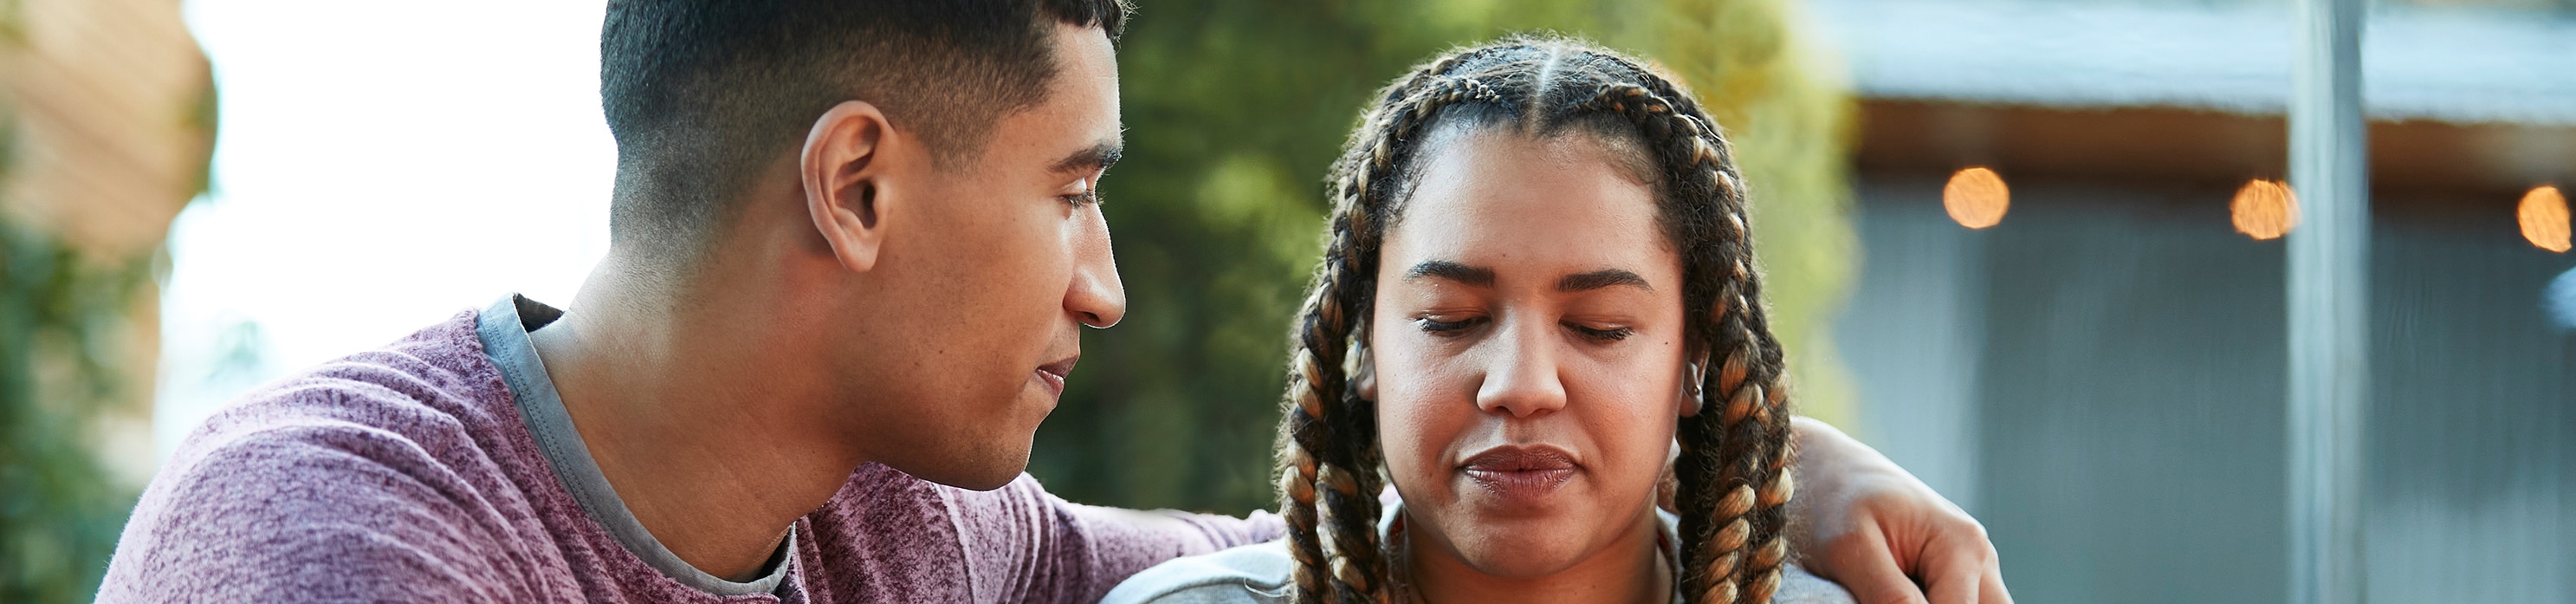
[0,200,152,600]
[0,2,1853,597]
[0,5,195,596]
[1031,0,1857,513]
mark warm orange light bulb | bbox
[2517,185,2571,253]
[1944,166,2008,230]
[2230,179,2299,240]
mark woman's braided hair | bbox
[1271,36,1799,604]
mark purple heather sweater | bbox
[100,297,1281,603]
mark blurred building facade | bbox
[2,0,211,486]
[1814,0,2574,601]
[0,0,210,598]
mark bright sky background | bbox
[156,0,616,458]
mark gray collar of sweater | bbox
[477,294,797,596]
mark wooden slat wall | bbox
[3,0,210,257]
[0,0,213,486]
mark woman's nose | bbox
[1473,316,1569,419]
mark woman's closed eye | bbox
[1415,315,1484,335]
[1567,322,1634,342]
[1413,314,1636,343]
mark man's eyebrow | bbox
[1405,260,1495,287]
[1558,269,1654,293]
[1051,139,1123,175]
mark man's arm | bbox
[959,419,2003,604]
[942,473,1283,604]
[1789,417,2012,604]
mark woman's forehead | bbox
[1381,132,1679,287]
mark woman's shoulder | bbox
[1098,537,1854,604]
[1776,563,1860,604]
[1101,540,1295,604]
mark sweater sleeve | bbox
[96,423,518,603]
[942,473,1285,604]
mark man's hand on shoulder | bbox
[1787,417,2011,604]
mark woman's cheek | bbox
[1376,361,1463,498]
[1608,383,1682,487]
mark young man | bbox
[100,2,2005,602]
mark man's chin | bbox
[1022,380,1065,415]
[884,398,1048,490]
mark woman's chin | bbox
[1440,525,1593,579]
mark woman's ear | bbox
[803,101,900,274]
[1677,347,1711,418]
[1354,343,1378,401]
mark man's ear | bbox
[803,101,902,273]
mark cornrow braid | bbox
[1272,35,1797,604]
[1273,69,1511,604]
[1564,81,1796,604]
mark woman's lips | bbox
[1459,445,1579,503]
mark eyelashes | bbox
[1061,174,1104,207]
[1417,316,1476,334]
[1576,325,1636,341]
[1413,316,1635,342]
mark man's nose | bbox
[1066,211,1125,328]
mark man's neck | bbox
[1404,510,1672,604]
[527,261,867,581]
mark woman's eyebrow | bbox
[1558,269,1652,292]
[1405,260,1495,287]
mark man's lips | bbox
[1033,356,1078,398]
[1459,445,1580,501]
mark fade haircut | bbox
[599,0,1132,265]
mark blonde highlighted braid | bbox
[1272,36,1798,604]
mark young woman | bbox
[1104,37,1853,604]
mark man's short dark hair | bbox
[599,0,1131,263]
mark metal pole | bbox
[2288,0,2367,601]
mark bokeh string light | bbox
[2230,179,2298,240]
[1944,166,2009,229]
[2516,185,2570,253]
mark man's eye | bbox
[1061,176,1104,207]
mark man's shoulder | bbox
[168,309,514,475]
[791,464,981,600]
[803,463,981,557]
[102,418,521,601]
[1097,540,1291,604]
[101,309,551,602]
